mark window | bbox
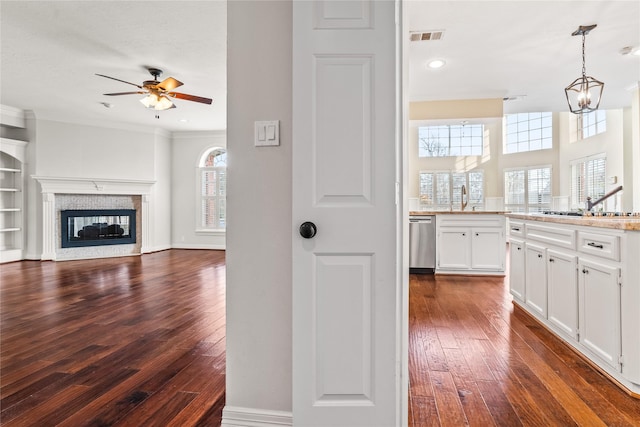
[504,166,552,213]
[419,170,483,210]
[504,112,553,153]
[579,110,606,139]
[570,154,606,210]
[199,148,227,230]
[418,124,484,157]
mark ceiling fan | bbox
[96,67,213,111]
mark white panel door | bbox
[547,249,578,339]
[438,227,470,270]
[509,239,525,302]
[525,243,547,318]
[292,1,399,426]
[579,258,621,371]
[471,228,504,270]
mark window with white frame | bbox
[571,110,606,142]
[419,170,483,210]
[199,148,227,230]
[570,154,606,210]
[504,112,553,153]
[504,166,552,213]
[418,124,484,157]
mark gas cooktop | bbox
[541,211,640,217]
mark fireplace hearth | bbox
[61,209,136,248]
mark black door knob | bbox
[299,222,317,239]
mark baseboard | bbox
[172,243,226,250]
[221,406,292,427]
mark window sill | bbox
[195,228,226,236]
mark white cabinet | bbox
[508,238,525,302]
[547,249,578,340]
[436,214,505,275]
[0,138,27,263]
[437,227,470,270]
[579,258,621,371]
[524,243,547,318]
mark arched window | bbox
[199,148,227,230]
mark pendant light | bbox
[564,24,604,114]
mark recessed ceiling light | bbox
[427,59,446,69]
[179,119,190,123]
[620,46,640,56]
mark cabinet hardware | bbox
[462,233,466,236]
[475,232,479,236]
[511,227,520,231]
[549,258,555,262]
[582,268,589,274]
[587,242,604,249]
[517,247,521,251]
[538,254,542,258]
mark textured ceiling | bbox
[1,1,638,133]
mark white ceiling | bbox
[1,1,638,133]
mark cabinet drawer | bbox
[508,220,524,237]
[437,215,503,228]
[526,223,575,250]
[578,231,620,261]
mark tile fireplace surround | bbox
[34,177,155,261]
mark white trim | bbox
[172,243,225,250]
[221,406,292,427]
[0,104,26,128]
[195,228,226,235]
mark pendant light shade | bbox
[140,92,175,111]
[565,24,604,114]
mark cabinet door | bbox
[525,243,547,318]
[509,239,525,302]
[579,258,621,371]
[438,227,470,270]
[471,227,504,270]
[547,249,578,339]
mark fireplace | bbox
[61,209,136,248]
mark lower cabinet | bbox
[578,258,621,371]
[436,215,505,274]
[547,249,578,340]
[524,243,547,318]
[508,238,525,302]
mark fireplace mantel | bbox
[33,176,156,260]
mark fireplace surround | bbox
[34,176,155,261]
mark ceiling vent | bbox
[410,30,444,42]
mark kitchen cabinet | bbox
[506,213,639,395]
[508,238,525,302]
[435,214,505,275]
[578,258,621,371]
[547,249,578,340]
[524,243,547,318]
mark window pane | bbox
[504,112,553,153]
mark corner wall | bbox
[225,0,293,420]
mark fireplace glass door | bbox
[61,209,136,248]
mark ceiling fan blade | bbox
[157,77,183,92]
[168,92,213,105]
[95,73,143,89]
[103,91,146,96]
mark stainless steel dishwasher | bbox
[409,215,436,273]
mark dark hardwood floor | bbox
[2,250,639,426]
[408,273,640,427]
[1,250,226,426]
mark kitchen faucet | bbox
[461,184,468,211]
[585,185,623,211]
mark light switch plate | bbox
[255,120,280,146]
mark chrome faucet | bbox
[461,184,468,211]
[585,185,623,211]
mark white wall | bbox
[225,0,293,417]
[152,130,172,252]
[171,130,226,249]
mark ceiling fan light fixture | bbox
[155,95,174,111]
[140,93,174,111]
[564,24,604,114]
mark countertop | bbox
[506,213,640,231]
[409,211,509,216]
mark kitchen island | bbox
[410,211,508,276]
[506,213,640,397]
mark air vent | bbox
[410,30,445,42]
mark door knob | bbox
[299,221,317,239]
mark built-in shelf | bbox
[1,138,27,263]
[0,188,20,192]
[0,167,21,173]
[0,208,21,212]
[0,228,21,233]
